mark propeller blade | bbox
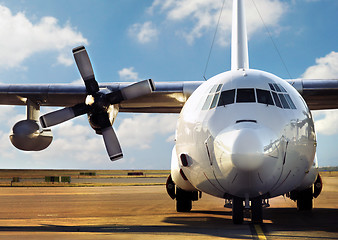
[72,46,99,94]
[121,79,155,100]
[40,103,89,128]
[107,79,155,104]
[102,127,123,161]
[94,112,123,161]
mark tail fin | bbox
[231,0,249,70]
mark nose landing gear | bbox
[232,197,244,224]
[231,196,264,224]
[251,197,263,224]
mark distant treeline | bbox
[319,166,338,172]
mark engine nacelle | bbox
[10,120,53,151]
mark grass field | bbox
[0,169,170,187]
[0,169,170,178]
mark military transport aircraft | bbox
[0,0,337,224]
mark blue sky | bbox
[0,0,337,169]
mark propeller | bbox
[40,46,155,161]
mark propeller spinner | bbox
[40,46,155,161]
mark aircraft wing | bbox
[0,79,337,113]
[286,79,338,110]
[0,81,203,113]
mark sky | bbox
[0,0,337,169]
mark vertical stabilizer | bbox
[231,0,249,70]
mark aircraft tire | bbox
[176,187,192,212]
[297,187,313,211]
[176,199,192,212]
[251,197,263,223]
[232,197,244,224]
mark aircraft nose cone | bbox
[231,129,263,171]
[214,125,272,172]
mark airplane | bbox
[0,0,337,224]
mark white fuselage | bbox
[172,69,318,200]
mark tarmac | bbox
[0,173,336,239]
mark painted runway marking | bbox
[254,224,267,240]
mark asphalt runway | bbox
[0,174,337,239]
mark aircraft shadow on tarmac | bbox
[164,208,338,237]
[263,208,338,231]
[0,208,336,239]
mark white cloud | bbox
[0,5,88,68]
[302,51,338,79]
[0,129,17,159]
[70,78,84,85]
[57,53,74,66]
[147,0,287,45]
[313,110,338,135]
[31,120,107,163]
[303,51,338,135]
[0,106,26,129]
[117,114,178,149]
[128,21,158,44]
[118,67,139,81]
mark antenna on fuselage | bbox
[203,0,226,81]
[231,0,249,71]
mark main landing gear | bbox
[288,174,323,211]
[289,187,313,211]
[231,196,263,224]
[166,175,199,212]
[176,187,198,212]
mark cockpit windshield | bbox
[202,83,297,111]
[218,89,235,106]
[236,89,255,103]
[256,89,274,105]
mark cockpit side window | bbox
[216,84,223,92]
[209,84,223,109]
[210,92,220,109]
[236,88,255,103]
[202,84,223,110]
[218,89,235,106]
[268,83,275,91]
[209,84,218,94]
[278,84,287,92]
[269,82,297,110]
[278,94,290,109]
[284,94,296,109]
[273,83,281,92]
[272,92,282,108]
[202,94,213,110]
[256,89,274,105]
